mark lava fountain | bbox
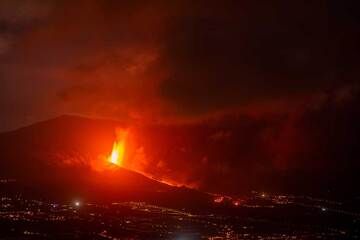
[107,129,128,167]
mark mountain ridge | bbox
[0,115,212,207]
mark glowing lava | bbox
[107,129,128,166]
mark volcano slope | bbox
[0,115,211,209]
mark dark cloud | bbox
[127,86,360,194]
[159,1,360,116]
[0,0,359,131]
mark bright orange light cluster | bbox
[213,196,224,203]
[107,129,128,167]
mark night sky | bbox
[0,0,358,130]
[1,1,360,194]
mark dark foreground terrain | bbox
[0,116,359,239]
[0,185,359,240]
